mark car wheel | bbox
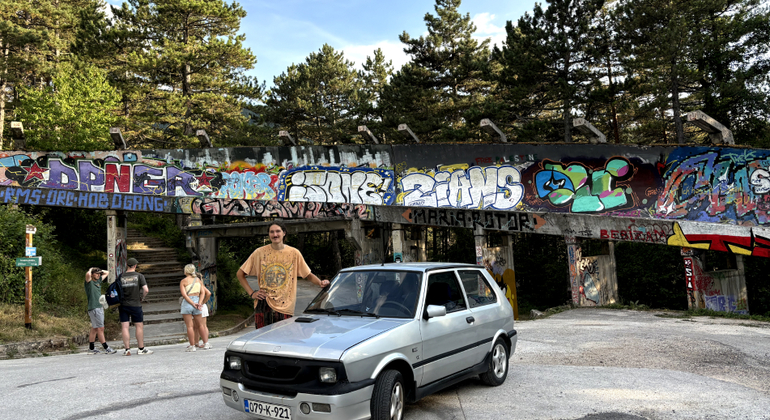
[479,337,509,386]
[371,369,404,420]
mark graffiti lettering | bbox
[399,165,524,210]
[279,166,394,205]
[534,157,633,213]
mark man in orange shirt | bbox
[237,220,329,328]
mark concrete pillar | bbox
[345,219,385,266]
[392,223,406,262]
[106,210,127,284]
[566,236,581,305]
[477,228,519,319]
[197,237,218,315]
[681,248,749,314]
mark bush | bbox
[0,205,80,308]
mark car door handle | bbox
[466,316,475,324]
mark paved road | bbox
[2,308,769,420]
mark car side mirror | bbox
[424,304,447,320]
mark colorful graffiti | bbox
[667,222,770,257]
[481,248,518,318]
[656,147,770,225]
[185,198,373,220]
[397,164,524,210]
[277,166,394,205]
[682,253,748,314]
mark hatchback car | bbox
[220,262,517,420]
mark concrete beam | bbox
[183,218,352,238]
[573,118,606,144]
[398,124,420,143]
[110,127,126,150]
[358,125,379,144]
[278,130,297,146]
[196,129,212,148]
[480,119,507,143]
[686,110,735,145]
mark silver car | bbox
[220,262,517,420]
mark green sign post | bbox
[16,257,42,267]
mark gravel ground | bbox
[515,308,770,395]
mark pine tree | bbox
[355,48,393,135]
[267,44,361,145]
[79,0,262,148]
[493,0,605,143]
[380,0,493,143]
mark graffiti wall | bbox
[481,247,518,318]
[682,252,748,314]
[566,238,618,306]
[4,143,770,257]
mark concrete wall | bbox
[3,144,770,257]
[683,251,748,314]
[567,238,619,306]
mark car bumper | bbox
[220,378,373,420]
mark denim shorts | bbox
[181,296,201,315]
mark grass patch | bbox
[0,303,90,344]
[687,308,770,323]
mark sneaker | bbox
[87,349,101,355]
[123,349,131,356]
[198,340,204,347]
[201,342,212,350]
[104,347,117,354]
[137,348,153,355]
[185,345,197,352]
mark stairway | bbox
[125,228,189,342]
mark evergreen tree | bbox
[380,0,493,143]
[266,44,361,145]
[79,0,262,148]
[493,0,605,143]
[355,48,393,135]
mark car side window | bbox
[425,271,467,313]
[458,270,498,308]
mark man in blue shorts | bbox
[119,258,153,356]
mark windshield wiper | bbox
[337,308,380,318]
[305,308,340,316]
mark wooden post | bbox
[24,231,33,329]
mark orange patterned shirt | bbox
[240,245,312,315]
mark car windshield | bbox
[305,270,422,319]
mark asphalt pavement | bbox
[2,308,769,420]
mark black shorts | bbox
[119,305,144,323]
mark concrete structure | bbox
[4,141,768,315]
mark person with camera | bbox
[85,267,117,355]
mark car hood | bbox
[227,315,410,360]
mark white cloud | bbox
[342,40,409,73]
[472,12,507,50]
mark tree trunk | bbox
[670,60,685,145]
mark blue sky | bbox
[105,0,533,87]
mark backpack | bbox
[105,275,123,307]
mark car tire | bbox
[371,369,404,420]
[479,337,509,386]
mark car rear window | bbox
[458,270,497,307]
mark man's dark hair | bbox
[269,219,288,235]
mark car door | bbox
[417,269,475,386]
[457,268,504,365]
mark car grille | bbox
[245,360,303,382]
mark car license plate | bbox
[243,399,291,419]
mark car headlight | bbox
[319,367,337,383]
[228,356,242,370]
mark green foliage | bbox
[513,233,571,310]
[381,0,493,143]
[742,255,770,316]
[13,62,119,152]
[493,0,605,143]
[267,44,362,145]
[613,241,688,309]
[0,205,80,308]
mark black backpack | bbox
[105,274,123,307]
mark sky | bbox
[105,0,533,88]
